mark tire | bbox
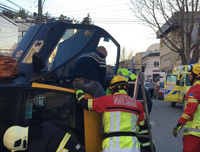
[170,102,176,107]
[182,98,185,111]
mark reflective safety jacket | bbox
[79,90,145,152]
[178,81,200,137]
[117,69,136,81]
[28,121,86,152]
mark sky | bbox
[1,0,159,56]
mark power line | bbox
[5,0,31,14]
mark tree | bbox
[130,0,200,64]
[16,9,29,19]
[1,9,29,19]
[81,13,93,25]
[119,47,134,68]
[1,10,14,19]
[59,14,69,21]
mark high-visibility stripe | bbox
[131,113,138,132]
[138,130,148,134]
[116,112,121,131]
[88,99,93,110]
[109,137,113,150]
[184,128,200,133]
[141,142,151,147]
[77,95,84,102]
[56,133,71,152]
[103,136,140,152]
[139,120,145,126]
[61,148,69,152]
[182,113,191,120]
[188,99,198,104]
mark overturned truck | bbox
[0,22,120,152]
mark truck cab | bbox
[164,65,191,108]
[0,22,120,152]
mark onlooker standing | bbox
[71,46,107,98]
[148,78,154,98]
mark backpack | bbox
[0,55,20,78]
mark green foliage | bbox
[16,9,29,19]
[1,9,28,19]
[81,13,93,25]
[1,10,14,19]
[59,14,71,21]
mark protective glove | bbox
[75,89,84,103]
[173,123,183,137]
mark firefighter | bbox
[105,68,136,95]
[76,75,145,152]
[3,120,86,152]
[105,69,154,151]
[117,68,136,81]
[173,63,200,152]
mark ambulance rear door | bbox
[164,74,179,102]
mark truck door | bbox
[164,75,179,102]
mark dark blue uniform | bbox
[28,121,86,152]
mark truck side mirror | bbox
[176,80,180,86]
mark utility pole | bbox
[37,0,43,24]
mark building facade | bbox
[135,52,143,71]
[159,31,178,71]
[0,14,18,56]
[142,52,165,82]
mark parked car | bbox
[154,81,164,99]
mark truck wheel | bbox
[170,102,176,107]
[182,98,185,111]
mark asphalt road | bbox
[150,98,184,152]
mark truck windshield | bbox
[186,74,192,86]
[166,75,177,85]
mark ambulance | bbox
[164,65,192,109]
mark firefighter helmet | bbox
[110,75,130,89]
[3,126,28,152]
[187,63,200,77]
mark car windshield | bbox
[186,74,192,86]
[160,82,164,88]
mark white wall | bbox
[143,56,165,81]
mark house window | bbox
[154,62,159,67]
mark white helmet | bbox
[3,126,29,152]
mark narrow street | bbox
[150,98,184,152]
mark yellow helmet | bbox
[187,63,200,76]
[110,75,130,89]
